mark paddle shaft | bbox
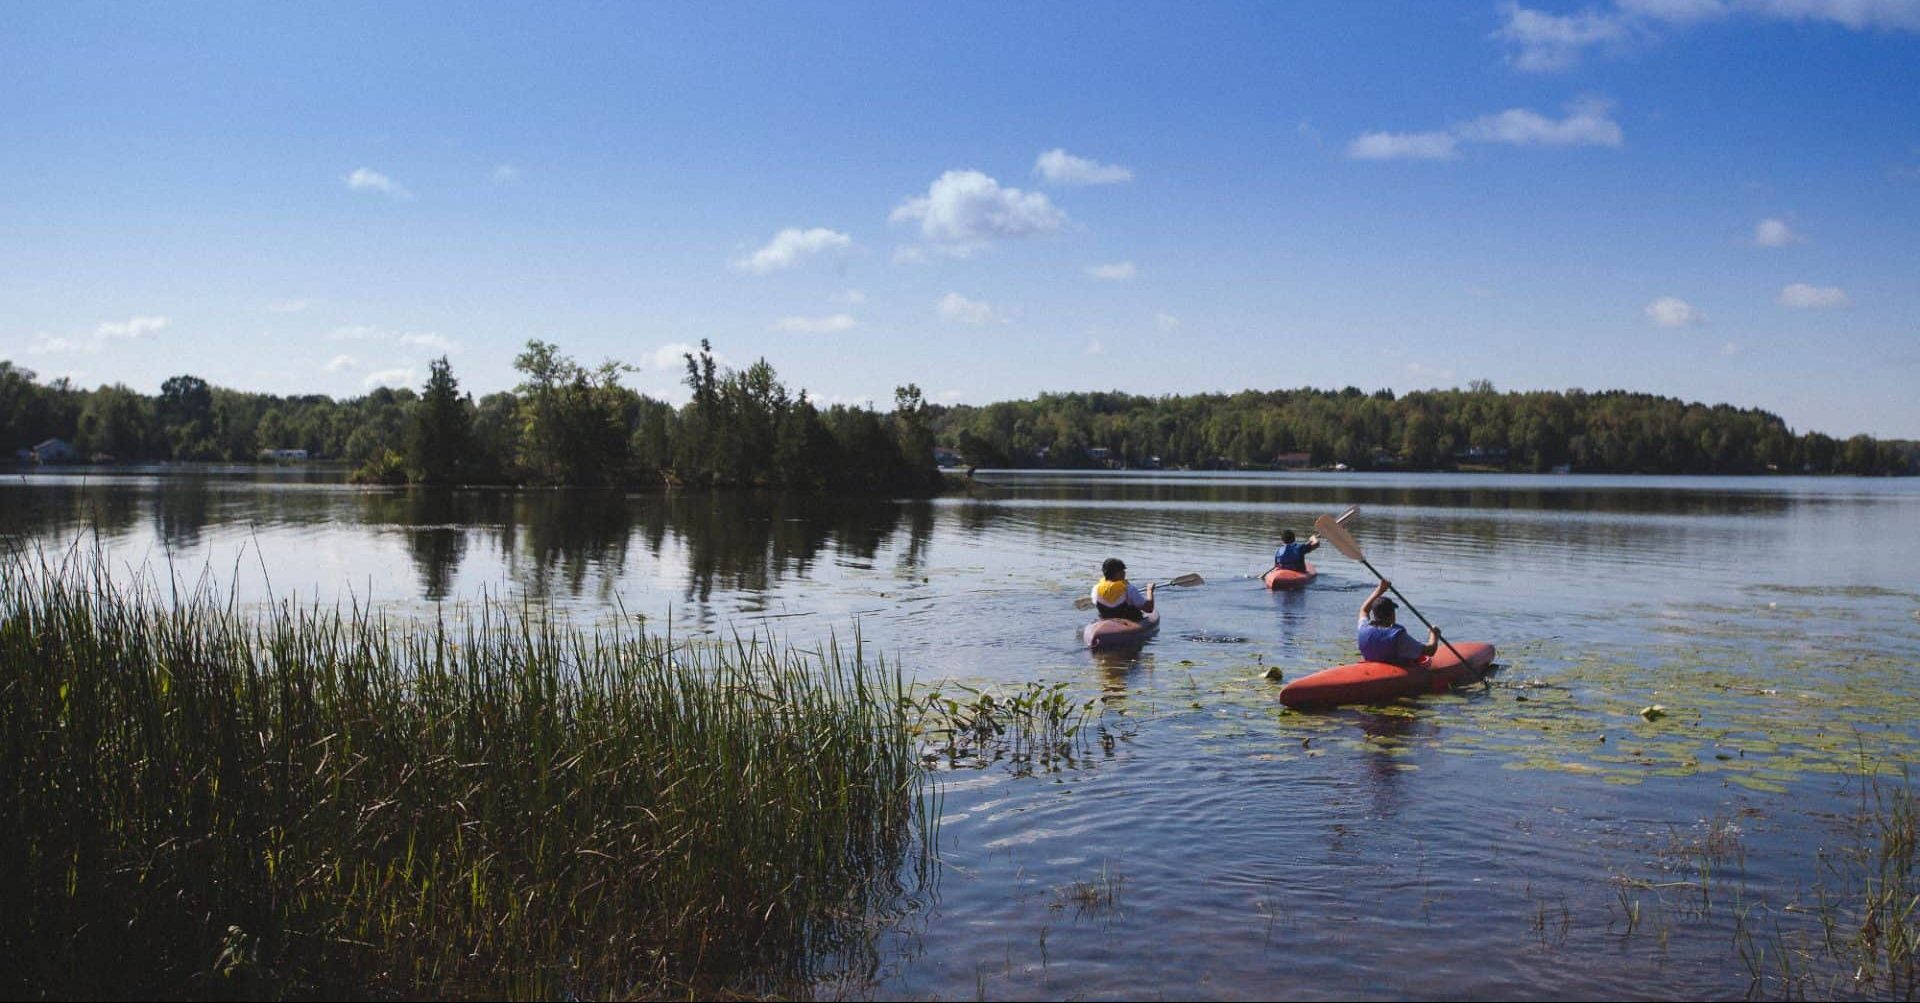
[1354,555,1471,666]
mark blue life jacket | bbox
[1275,541,1310,571]
[1358,622,1420,666]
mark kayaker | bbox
[1358,579,1440,666]
[1091,558,1155,622]
[1273,529,1319,572]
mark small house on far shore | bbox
[32,438,76,463]
[258,448,311,462]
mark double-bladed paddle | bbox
[1073,572,1204,610]
[1311,513,1470,666]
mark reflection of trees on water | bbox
[668,493,921,605]
[0,479,145,546]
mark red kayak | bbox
[1083,610,1161,650]
[1262,563,1317,590]
[1279,641,1496,709]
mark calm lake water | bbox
[6,467,1920,1000]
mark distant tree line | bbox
[0,341,942,492]
[931,381,1919,476]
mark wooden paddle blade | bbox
[1314,514,1367,562]
[1165,572,1205,587]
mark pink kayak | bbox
[1082,610,1161,650]
[1262,563,1317,590]
[1279,641,1497,709]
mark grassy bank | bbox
[0,550,929,999]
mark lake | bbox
[5,467,1919,1000]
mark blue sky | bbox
[3,1,1917,436]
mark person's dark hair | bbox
[1281,529,1296,544]
[1371,597,1398,624]
[1101,557,1126,580]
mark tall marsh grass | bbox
[0,549,929,998]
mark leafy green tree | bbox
[405,357,473,484]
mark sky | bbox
[2,1,1917,437]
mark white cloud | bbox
[1457,99,1623,147]
[1753,217,1801,247]
[1495,4,1636,72]
[1156,312,1183,331]
[1777,283,1851,308]
[491,164,519,183]
[266,298,315,314]
[95,315,168,339]
[345,167,410,200]
[363,367,416,389]
[1645,296,1706,327]
[324,354,358,373]
[399,332,459,353]
[732,227,853,274]
[935,389,966,404]
[769,313,859,334]
[1084,336,1106,356]
[1351,99,1623,161]
[1496,1,1918,73]
[1747,0,1920,31]
[890,170,1066,253]
[29,315,168,354]
[1346,131,1460,161]
[936,292,1006,325]
[1034,148,1134,185]
[831,288,868,306]
[1085,261,1138,281]
[327,324,382,341]
[1720,341,1741,356]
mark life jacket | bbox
[1357,621,1417,666]
[1093,578,1144,621]
[1275,541,1309,571]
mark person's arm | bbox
[1140,582,1156,613]
[1360,579,1390,619]
[1418,624,1441,658]
[1305,536,1320,553]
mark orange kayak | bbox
[1262,563,1317,590]
[1279,641,1496,709]
[1083,610,1160,650]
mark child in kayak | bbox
[1092,558,1155,621]
[1358,579,1440,666]
[1273,529,1319,572]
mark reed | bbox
[0,548,929,999]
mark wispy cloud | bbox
[1347,131,1460,161]
[266,298,316,314]
[769,313,859,334]
[831,288,868,306]
[1034,148,1134,185]
[28,315,169,354]
[491,164,520,184]
[345,167,411,200]
[641,342,732,373]
[399,332,459,353]
[363,367,416,389]
[1350,99,1622,160]
[1645,296,1706,327]
[732,227,853,274]
[1777,282,1851,308]
[1155,312,1183,331]
[323,354,358,373]
[1084,336,1106,356]
[1753,217,1802,247]
[891,170,1066,255]
[1085,261,1138,281]
[936,292,1006,325]
[1496,1,1920,73]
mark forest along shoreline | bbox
[4,343,1916,491]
